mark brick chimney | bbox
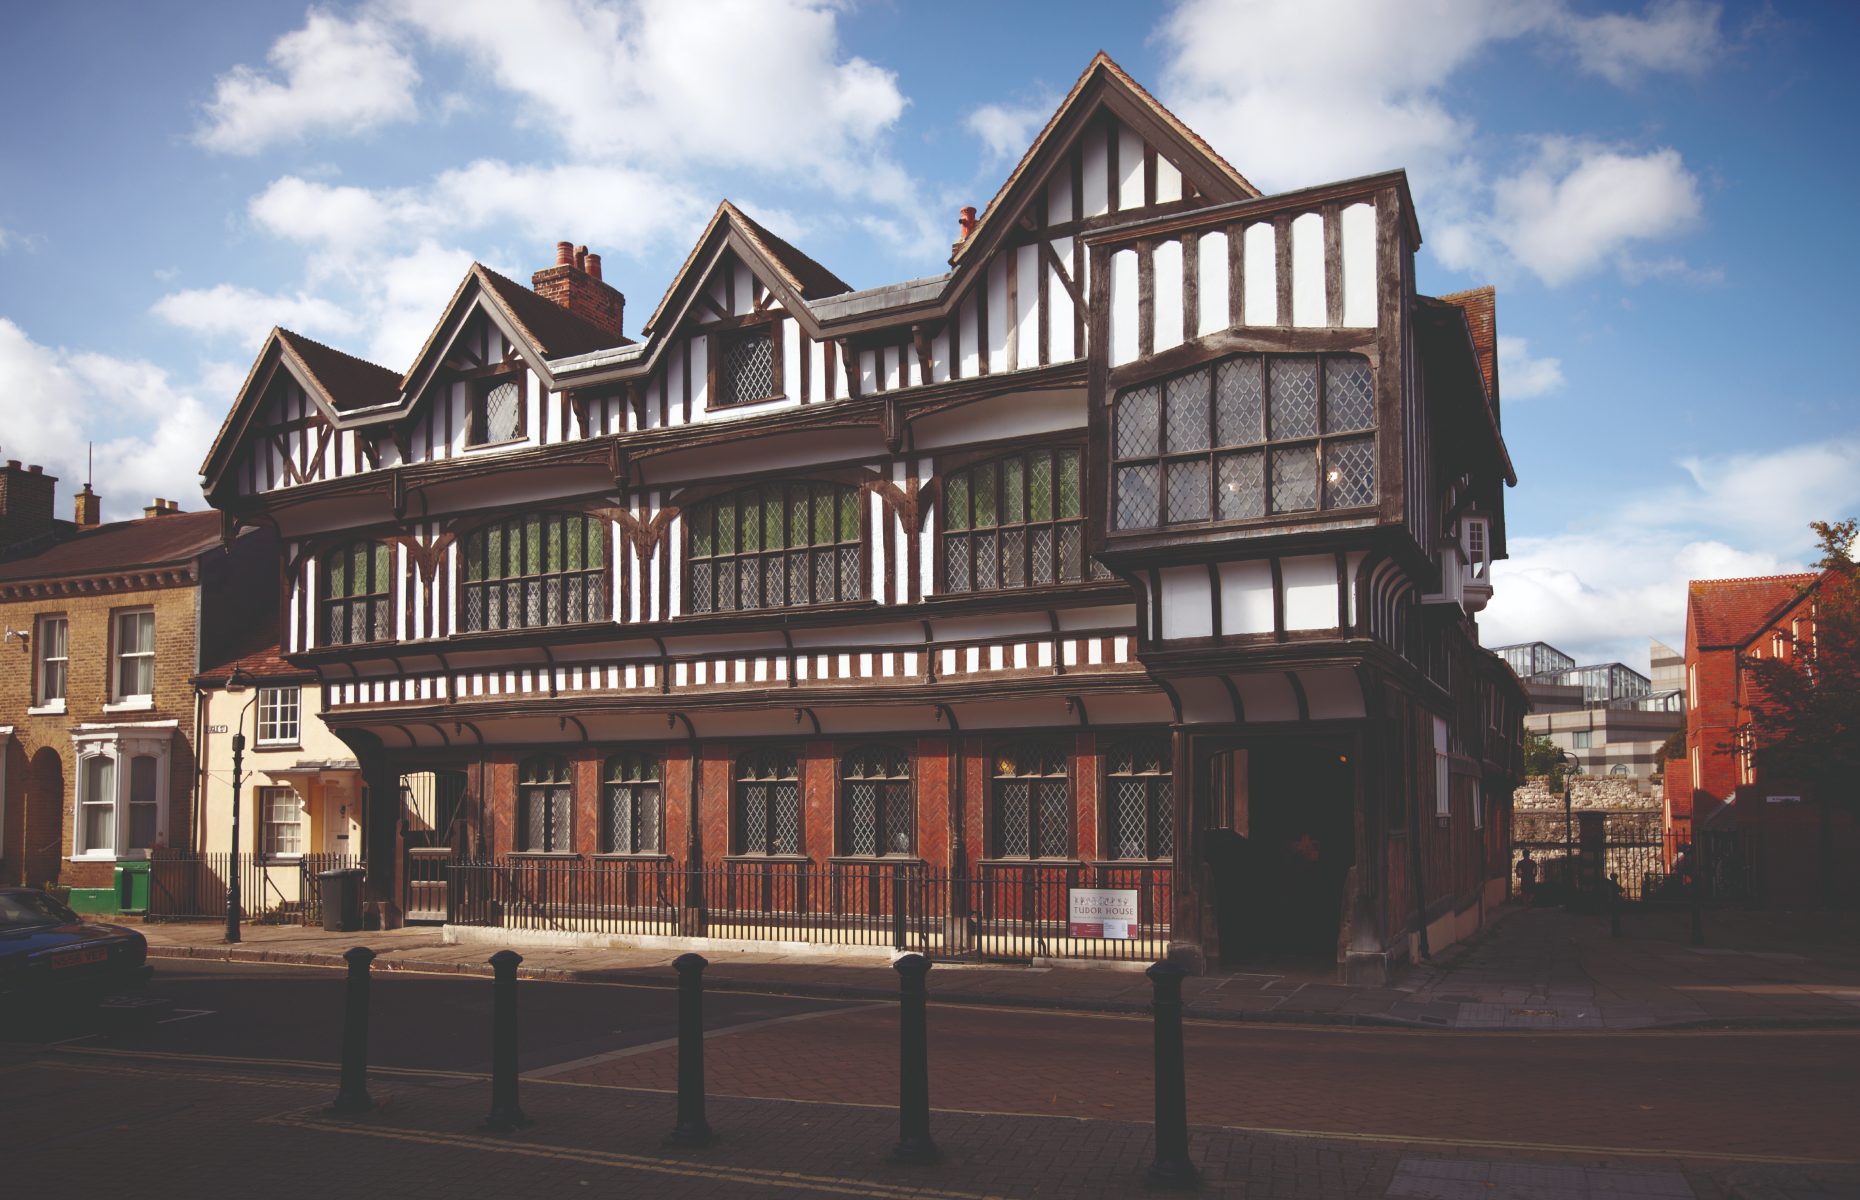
[74,483,101,529]
[531,239,626,342]
[142,498,181,519]
[0,460,58,550]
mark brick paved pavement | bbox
[143,906,1860,1030]
[7,1044,1856,1199]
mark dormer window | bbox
[470,375,524,445]
[712,326,782,408]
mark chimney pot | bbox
[958,206,980,241]
[28,464,41,474]
[5,460,19,470]
[575,245,589,273]
[585,252,602,281]
[74,483,101,529]
[556,240,574,266]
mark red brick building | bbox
[1680,571,1855,904]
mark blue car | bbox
[0,887,153,1008]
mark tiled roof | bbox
[1437,286,1497,404]
[277,329,401,414]
[1687,574,1819,648]
[196,641,315,687]
[727,205,852,300]
[477,265,632,358]
[0,509,222,583]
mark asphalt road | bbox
[3,958,856,1074]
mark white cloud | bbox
[1482,437,1860,666]
[1496,334,1563,399]
[0,318,219,519]
[195,8,420,154]
[1559,0,1723,85]
[1153,1,1723,286]
[151,283,362,348]
[966,99,1054,164]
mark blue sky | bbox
[2,0,1856,668]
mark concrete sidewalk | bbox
[139,905,1860,1030]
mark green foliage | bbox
[1741,519,1859,813]
[1523,732,1565,788]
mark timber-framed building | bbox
[200,54,1525,979]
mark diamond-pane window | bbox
[518,755,572,853]
[1271,445,1318,513]
[1269,358,1319,439]
[719,329,777,406]
[842,745,912,856]
[321,540,392,646]
[1323,436,1377,509]
[941,449,1087,594]
[992,740,1069,859]
[1325,357,1374,432]
[1217,450,1265,520]
[603,753,661,854]
[459,514,606,632]
[1106,735,1173,860]
[688,482,863,614]
[1114,352,1373,530]
[735,749,801,855]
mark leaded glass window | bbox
[841,745,913,856]
[735,748,801,856]
[687,482,862,614]
[716,327,780,407]
[321,540,393,645]
[1111,352,1376,530]
[942,448,1105,593]
[1105,736,1174,861]
[517,754,572,853]
[602,752,661,855]
[471,375,523,445]
[991,740,1070,859]
[459,513,607,632]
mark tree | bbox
[1523,732,1566,790]
[1740,518,1859,903]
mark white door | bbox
[323,779,357,859]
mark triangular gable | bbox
[950,52,1260,271]
[201,328,397,493]
[640,201,850,340]
[399,263,619,406]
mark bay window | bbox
[460,513,608,632]
[687,482,862,615]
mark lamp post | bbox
[224,669,259,945]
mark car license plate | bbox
[52,947,108,969]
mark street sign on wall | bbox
[1069,887,1139,939]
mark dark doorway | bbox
[1202,738,1355,969]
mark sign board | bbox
[1767,794,1802,804]
[1069,887,1139,939]
[208,725,229,734]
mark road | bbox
[5,960,1857,1198]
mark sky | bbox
[1,0,1856,671]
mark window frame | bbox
[458,511,610,633]
[467,370,528,448]
[600,751,664,856]
[987,739,1074,861]
[1101,735,1175,862]
[515,754,574,854]
[110,607,156,705]
[936,444,1104,596]
[34,613,68,709]
[260,785,305,858]
[733,747,803,857]
[707,321,786,411]
[684,481,868,616]
[256,686,302,748]
[838,744,915,858]
[1109,351,1379,534]
[320,539,395,647]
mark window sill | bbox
[592,852,674,862]
[461,436,529,454]
[705,392,789,413]
[27,702,67,716]
[506,851,583,859]
[103,698,154,713]
[1086,859,1174,868]
[721,854,812,864]
[828,855,925,866]
[978,858,1088,869]
[254,741,304,752]
[69,850,150,863]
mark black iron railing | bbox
[443,858,1173,962]
[147,852,360,924]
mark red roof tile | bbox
[0,509,223,584]
[277,329,401,414]
[1437,286,1497,404]
[1687,574,1819,648]
[477,265,632,358]
[196,641,315,686]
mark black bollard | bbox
[669,953,712,1146]
[485,950,529,1130]
[891,953,937,1164]
[1609,873,1622,938]
[1145,960,1200,1189]
[331,946,375,1114]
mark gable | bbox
[226,356,374,496]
